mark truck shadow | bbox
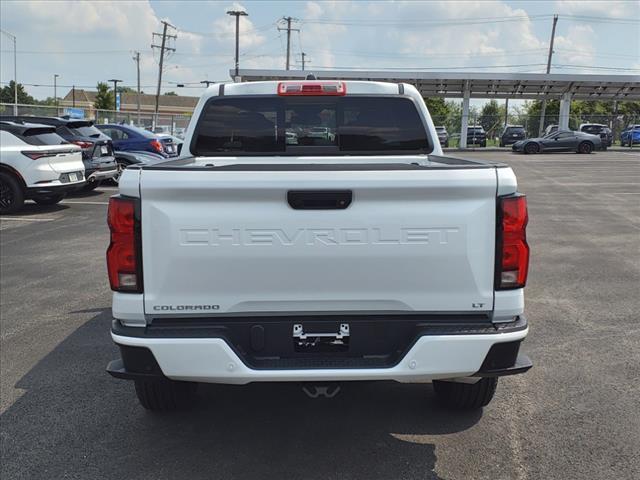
[1,310,483,480]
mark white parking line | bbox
[0,217,55,222]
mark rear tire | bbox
[33,194,65,206]
[433,377,498,410]
[524,142,539,154]
[134,379,198,412]
[0,172,25,214]
[578,141,593,154]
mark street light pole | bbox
[108,79,122,112]
[1,29,17,115]
[227,9,248,80]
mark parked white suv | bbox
[106,80,532,412]
[0,121,85,213]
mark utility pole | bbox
[539,14,558,136]
[151,20,177,121]
[53,74,59,111]
[108,79,122,112]
[72,85,75,107]
[132,51,141,124]
[301,52,307,70]
[278,17,299,70]
[227,9,248,80]
[1,29,17,114]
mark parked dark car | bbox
[0,115,117,190]
[111,150,167,184]
[96,124,178,158]
[580,123,612,147]
[499,125,526,147]
[467,126,486,147]
[435,126,449,148]
[620,125,640,146]
[512,130,602,154]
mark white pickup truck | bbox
[106,79,532,412]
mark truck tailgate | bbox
[140,167,497,316]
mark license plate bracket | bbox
[293,323,350,353]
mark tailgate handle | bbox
[288,190,352,210]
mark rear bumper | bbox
[502,138,525,146]
[25,181,85,198]
[108,316,531,384]
[86,167,118,182]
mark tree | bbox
[94,82,114,110]
[33,97,57,106]
[164,91,178,96]
[479,99,505,138]
[0,81,35,104]
[423,97,450,122]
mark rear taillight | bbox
[496,194,529,290]
[71,140,93,149]
[22,149,78,160]
[21,151,53,160]
[278,81,346,96]
[107,196,142,293]
[150,139,164,153]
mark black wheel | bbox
[33,194,65,206]
[444,141,449,148]
[0,172,25,214]
[499,141,504,147]
[433,377,498,410]
[524,142,539,154]
[578,141,593,154]
[481,140,486,147]
[134,379,198,411]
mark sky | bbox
[0,0,638,102]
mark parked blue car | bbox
[620,125,640,146]
[96,124,179,157]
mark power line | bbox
[303,48,549,59]
[299,14,552,27]
[558,14,640,24]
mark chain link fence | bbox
[2,102,637,146]
[0,103,192,138]
[431,113,638,147]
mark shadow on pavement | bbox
[1,310,483,480]
[67,188,107,198]
[1,202,69,216]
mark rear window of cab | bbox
[191,96,432,156]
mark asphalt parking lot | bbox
[1,149,639,480]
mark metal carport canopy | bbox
[233,69,640,101]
